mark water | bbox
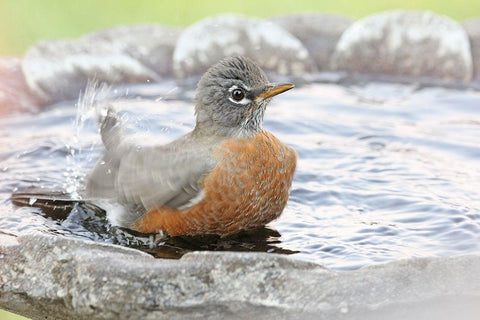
[1,81,480,270]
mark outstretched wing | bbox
[85,109,217,228]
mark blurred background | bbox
[1,0,480,56]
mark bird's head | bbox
[194,56,294,137]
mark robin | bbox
[86,56,297,236]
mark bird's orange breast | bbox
[133,130,297,236]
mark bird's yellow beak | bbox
[255,83,294,102]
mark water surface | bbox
[1,81,479,270]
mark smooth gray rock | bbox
[463,19,480,80]
[87,25,182,78]
[0,57,40,115]
[172,14,317,78]
[22,24,181,105]
[332,11,473,81]
[270,13,353,70]
[1,232,480,320]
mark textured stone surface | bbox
[22,24,181,105]
[332,11,473,81]
[1,233,479,320]
[270,13,353,70]
[0,57,40,115]
[463,19,480,80]
[172,14,317,78]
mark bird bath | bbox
[2,79,480,270]
[1,11,480,319]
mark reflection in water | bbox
[1,82,480,269]
[11,190,297,259]
[136,227,298,259]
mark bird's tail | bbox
[10,189,138,233]
[98,107,124,154]
[85,107,127,199]
[10,188,105,220]
[78,80,125,156]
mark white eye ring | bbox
[228,85,251,105]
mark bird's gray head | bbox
[194,56,294,137]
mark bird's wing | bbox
[114,137,216,212]
[85,108,137,199]
[85,108,218,228]
[85,152,119,199]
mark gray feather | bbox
[86,109,221,228]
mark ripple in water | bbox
[1,82,480,270]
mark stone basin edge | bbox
[1,233,479,320]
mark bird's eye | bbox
[231,89,245,101]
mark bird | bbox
[86,56,297,237]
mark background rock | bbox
[172,14,317,78]
[0,57,40,115]
[1,233,479,320]
[22,24,181,105]
[463,19,480,80]
[16,12,480,109]
[270,13,353,71]
[332,11,473,81]
[87,25,182,78]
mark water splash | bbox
[64,80,112,197]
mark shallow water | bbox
[1,81,480,270]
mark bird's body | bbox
[86,56,296,236]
